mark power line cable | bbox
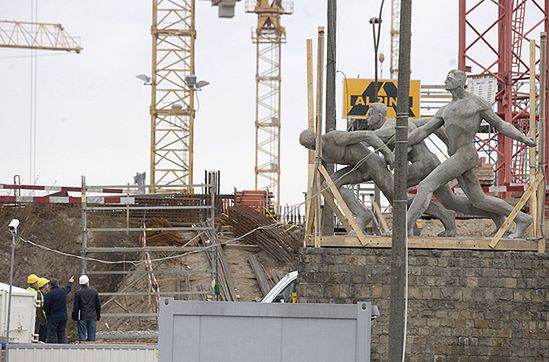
[12,222,285,266]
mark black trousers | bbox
[46,319,67,343]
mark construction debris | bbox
[247,254,271,296]
[222,205,300,262]
[200,221,237,301]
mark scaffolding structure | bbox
[150,0,196,193]
[246,0,293,213]
[80,174,220,332]
[458,0,549,187]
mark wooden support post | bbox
[538,32,547,253]
[313,26,325,248]
[489,173,544,248]
[529,39,539,238]
[304,38,315,245]
[317,165,368,246]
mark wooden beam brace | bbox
[317,164,368,246]
[321,189,352,232]
[489,172,544,248]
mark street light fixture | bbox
[135,74,151,85]
[196,80,210,90]
[184,75,210,90]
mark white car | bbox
[260,271,298,303]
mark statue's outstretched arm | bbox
[481,107,536,147]
[413,118,449,146]
[336,131,394,168]
[408,117,444,146]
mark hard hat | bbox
[79,275,89,285]
[37,277,50,288]
[27,274,40,285]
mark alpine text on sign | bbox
[342,79,421,119]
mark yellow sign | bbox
[342,79,421,119]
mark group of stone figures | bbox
[300,70,537,239]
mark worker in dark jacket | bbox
[43,276,73,343]
[72,275,101,342]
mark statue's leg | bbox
[434,184,505,229]
[329,166,374,232]
[360,152,395,203]
[457,170,532,239]
[407,152,477,235]
[406,160,456,236]
[424,201,456,237]
[407,159,437,187]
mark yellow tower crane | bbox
[246,0,293,213]
[150,0,196,193]
[0,20,81,53]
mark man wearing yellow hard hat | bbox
[26,274,43,340]
[37,277,50,342]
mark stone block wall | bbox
[298,248,549,361]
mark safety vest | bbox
[27,286,38,297]
[27,287,46,319]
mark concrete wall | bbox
[298,248,549,361]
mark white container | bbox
[0,282,37,343]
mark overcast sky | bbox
[0,1,468,206]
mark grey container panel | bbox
[159,298,373,362]
[6,344,158,362]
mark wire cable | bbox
[12,222,284,266]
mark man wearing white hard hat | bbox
[72,274,101,342]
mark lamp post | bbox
[369,0,386,102]
[6,219,19,360]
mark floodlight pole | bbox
[5,231,17,360]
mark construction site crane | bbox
[246,0,293,213]
[0,20,81,53]
[149,0,196,193]
[389,0,400,79]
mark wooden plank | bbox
[489,173,544,248]
[314,165,322,248]
[317,165,368,246]
[304,171,316,242]
[313,27,325,249]
[320,235,539,251]
[306,37,315,163]
[529,39,539,238]
[538,237,546,253]
[304,38,315,246]
[248,255,271,296]
[321,189,352,232]
[537,32,547,250]
[370,195,390,234]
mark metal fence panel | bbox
[6,343,158,362]
[158,298,374,362]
